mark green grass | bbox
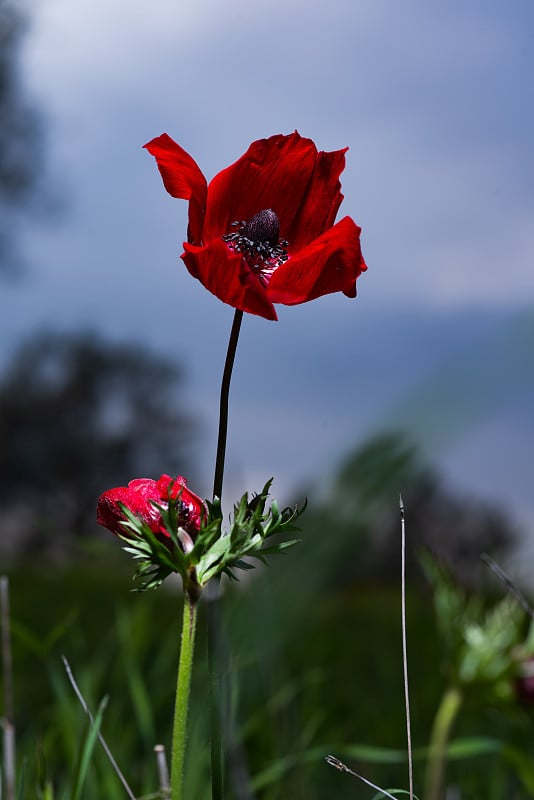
[3,551,534,799]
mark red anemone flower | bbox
[143,132,367,321]
[97,475,205,545]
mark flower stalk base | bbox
[424,685,463,800]
[171,596,198,800]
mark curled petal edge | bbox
[143,134,207,245]
[266,217,367,305]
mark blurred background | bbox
[1,0,534,797]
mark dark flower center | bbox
[242,209,280,245]
[222,209,289,281]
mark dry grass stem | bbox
[154,744,170,797]
[325,755,400,799]
[400,495,414,800]
[62,655,137,800]
[481,553,534,618]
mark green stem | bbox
[424,685,463,800]
[207,585,224,800]
[209,308,243,800]
[171,596,198,800]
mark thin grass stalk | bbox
[62,656,137,800]
[399,496,414,799]
[325,755,400,800]
[154,744,170,798]
[481,553,534,618]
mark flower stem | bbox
[209,308,243,800]
[424,685,463,800]
[171,596,198,800]
[207,585,224,800]
[213,309,243,500]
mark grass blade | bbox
[71,695,109,800]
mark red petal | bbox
[143,134,207,245]
[181,239,278,320]
[287,146,347,252]
[203,132,322,245]
[97,478,162,535]
[266,217,367,305]
[157,474,205,510]
[157,474,186,499]
[157,474,206,531]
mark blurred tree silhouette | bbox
[226,433,518,686]
[0,0,45,274]
[0,331,198,558]
[296,432,516,590]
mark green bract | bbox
[422,554,527,701]
[117,479,305,599]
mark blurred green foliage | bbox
[1,433,532,798]
[3,553,534,798]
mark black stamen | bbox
[222,208,289,276]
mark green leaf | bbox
[113,479,305,591]
[71,695,108,800]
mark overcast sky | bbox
[3,0,534,565]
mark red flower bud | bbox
[97,475,205,543]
